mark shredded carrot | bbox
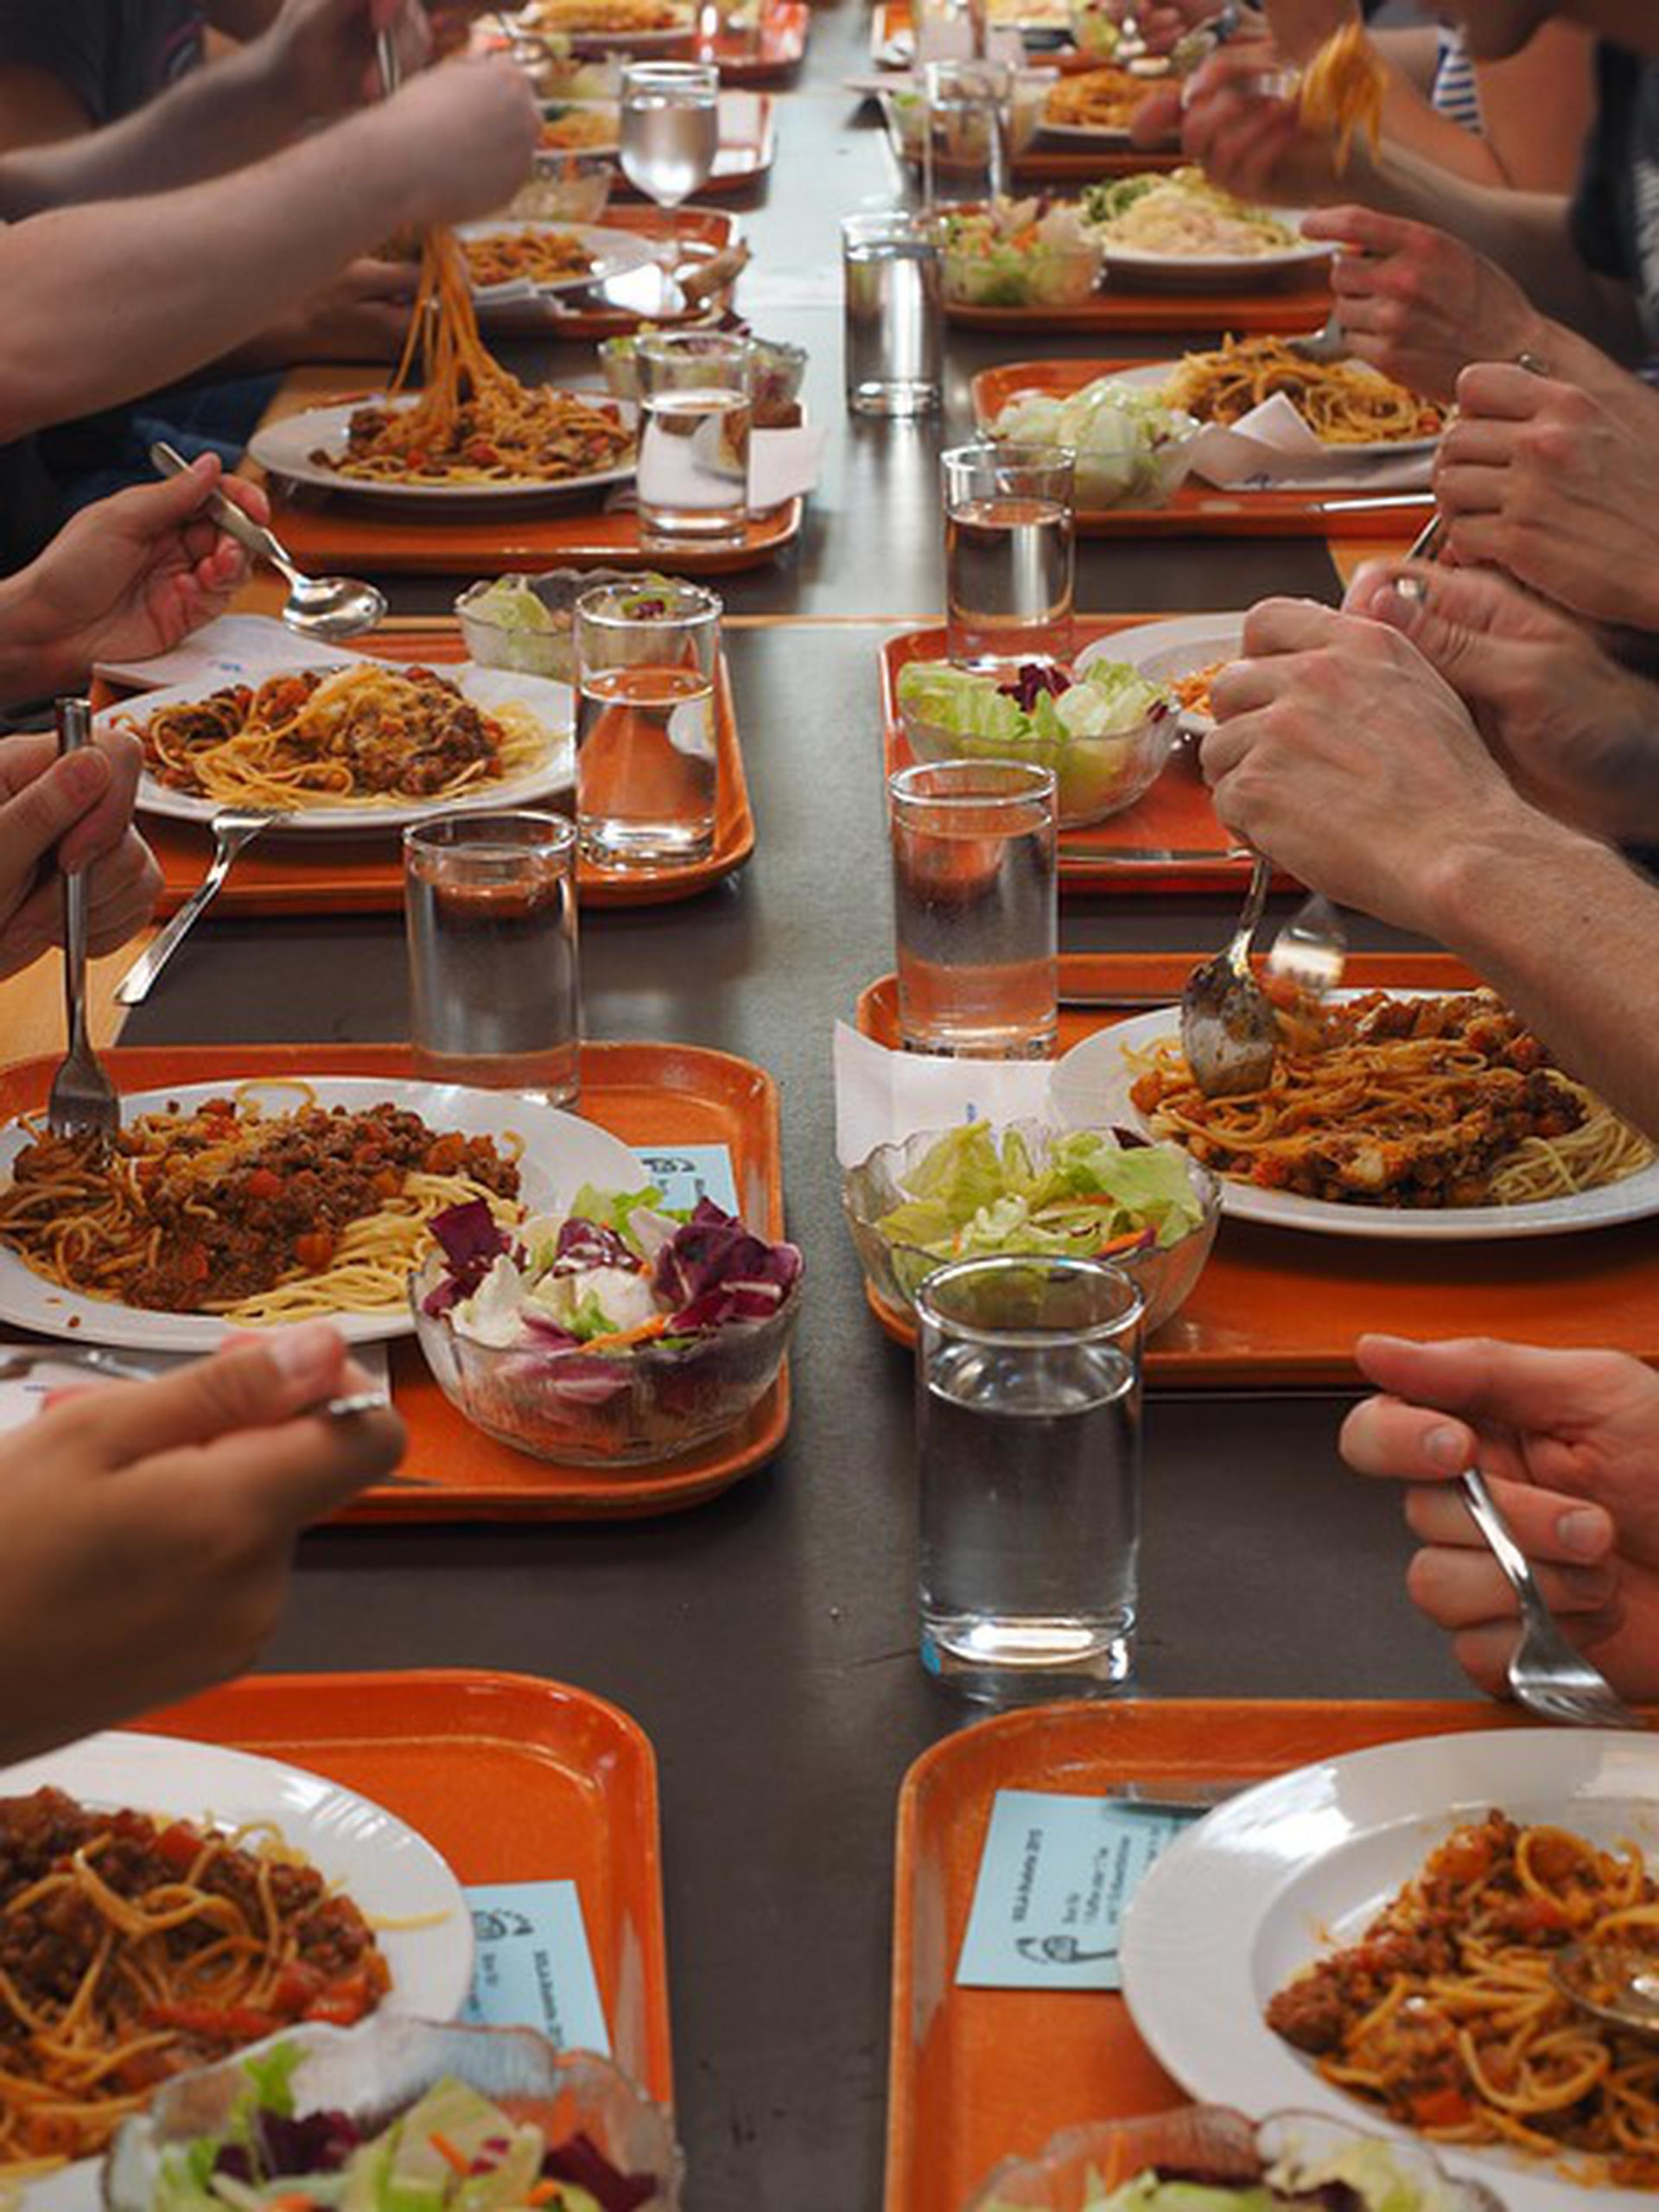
[429,2132,472,2177]
[579,1313,673,1353]
[1098,2133,1129,2192]
[263,2196,318,2212]
[526,2186,568,2207]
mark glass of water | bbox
[943,441,1076,671]
[914,1253,1147,1701]
[620,60,720,295]
[888,757,1057,1058]
[404,811,581,1104]
[921,57,1011,208]
[575,579,721,868]
[842,210,943,418]
[635,329,753,549]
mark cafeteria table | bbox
[56,13,1512,2205]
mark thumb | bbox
[1129,86,1183,146]
[111,453,224,536]
[1353,1333,1595,1433]
[53,1322,351,1469]
[0,751,112,894]
[1344,562,1496,696]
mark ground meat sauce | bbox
[0,1787,389,2160]
[99,1100,518,1310]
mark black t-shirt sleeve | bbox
[0,0,115,124]
[1571,41,1636,281]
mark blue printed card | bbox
[956,1790,1204,1991]
[632,1143,739,1216]
[462,1882,611,2053]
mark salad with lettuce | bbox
[989,377,1198,507]
[423,1188,801,1356]
[155,2048,658,2212]
[896,658,1173,824]
[934,197,1103,309]
[872,1124,1204,1276]
[984,2130,1470,2212]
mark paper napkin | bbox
[1187,391,1434,493]
[834,1022,1055,1170]
[93,614,368,694]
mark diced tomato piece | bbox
[269,1961,327,2016]
[152,1821,204,1872]
[294,1231,336,1270]
[245,1167,283,1202]
[145,2001,280,2042]
[303,1969,376,2028]
[1411,2088,1471,2130]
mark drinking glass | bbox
[920,58,1011,208]
[635,329,753,549]
[842,211,943,417]
[914,1254,1147,1701]
[888,758,1057,1058]
[575,580,721,868]
[404,812,581,1104]
[943,442,1076,671]
[619,60,719,297]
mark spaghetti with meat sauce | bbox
[1126,988,1653,1207]
[1162,335,1446,445]
[0,1786,389,2173]
[0,1084,522,1323]
[1266,1812,1659,2185]
[124,664,550,813]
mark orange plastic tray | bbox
[880,621,1263,894]
[945,265,1332,339]
[855,950,1659,1387]
[973,359,1433,539]
[709,2,808,80]
[0,1041,790,1518]
[110,625,754,918]
[871,0,1135,75]
[138,1668,671,2106]
[887,1696,1579,2212]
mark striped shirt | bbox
[1430,24,1484,136]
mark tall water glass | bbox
[915,1254,1146,1701]
[620,60,719,296]
[943,442,1076,671]
[404,812,581,1104]
[921,58,1011,208]
[635,330,753,549]
[888,758,1057,1057]
[842,211,943,417]
[575,579,721,868]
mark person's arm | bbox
[1198,600,1659,1134]
[0,1324,403,1764]
[0,0,429,216]
[0,63,92,149]
[0,60,537,443]
[1340,1334,1659,1702]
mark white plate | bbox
[1096,233,1333,286]
[563,18,693,49]
[458,219,656,299]
[1048,995,1659,1241]
[1076,613,1243,736]
[247,395,636,508]
[6,1728,470,2212]
[1039,115,1137,143]
[1110,358,1443,462]
[1121,1728,1659,2212]
[0,1077,641,1350]
[111,664,575,834]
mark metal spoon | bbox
[1179,854,1279,1096]
[1552,1942,1659,2038]
[149,442,386,643]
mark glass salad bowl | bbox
[933,199,1104,311]
[988,379,1200,510]
[598,333,807,424]
[842,1122,1217,1338]
[897,662,1177,828]
[456,567,667,683]
[105,2018,683,2212]
[883,71,1054,161]
[961,2102,1506,2211]
[410,1251,801,1466]
[511,147,616,225]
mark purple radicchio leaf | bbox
[554,1217,642,1274]
[652,1201,802,1324]
[997,662,1071,715]
[540,2133,658,2212]
[422,1198,512,1315]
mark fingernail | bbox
[1423,1424,1465,1471]
[264,1320,341,1391]
[1558,1509,1605,1560]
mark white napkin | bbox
[750,423,825,507]
[1187,392,1434,493]
[93,615,366,694]
[834,1021,1056,1169]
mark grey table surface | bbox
[125,19,1476,2210]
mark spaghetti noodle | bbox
[0,1785,389,2173]
[123,664,551,813]
[1042,67,1149,132]
[321,229,634,487]
[1125,988,1653,1208]
[514,0,693,33]
[463,226,598,289]
[1299,22,1387,170]
[1267,1812,1659,2186]
[1168,659,1226,716]
[0,1083,523,1324]
[1162,335,1446,444]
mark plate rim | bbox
[246,392,638,506]
[1047,990,1659,1242]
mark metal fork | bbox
[1287,307,1346,364]
[0,1346,391,1425]
[1459,1465,1643,1730]
[114,808,280,1007]
[46,699,121,1141]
